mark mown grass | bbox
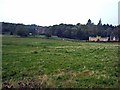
[2,35,120,88]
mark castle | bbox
[89,36,119,42]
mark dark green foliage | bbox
[2,20,119,40]
[15,25,28,37]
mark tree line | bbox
[1,19,120,40]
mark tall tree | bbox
[15,25,28,37]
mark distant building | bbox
[110,36,119,41]
[99,37,109,42]
[89,36,100,42]
[29,32,32,36]
[110,32,119,41]
[89,35,119,42]
[89,36,109,42]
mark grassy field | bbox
[2,35,120,88]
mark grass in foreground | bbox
[2,35,120,88]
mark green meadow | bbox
[2,35,120,88]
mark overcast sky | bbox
[0,0,119,26]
